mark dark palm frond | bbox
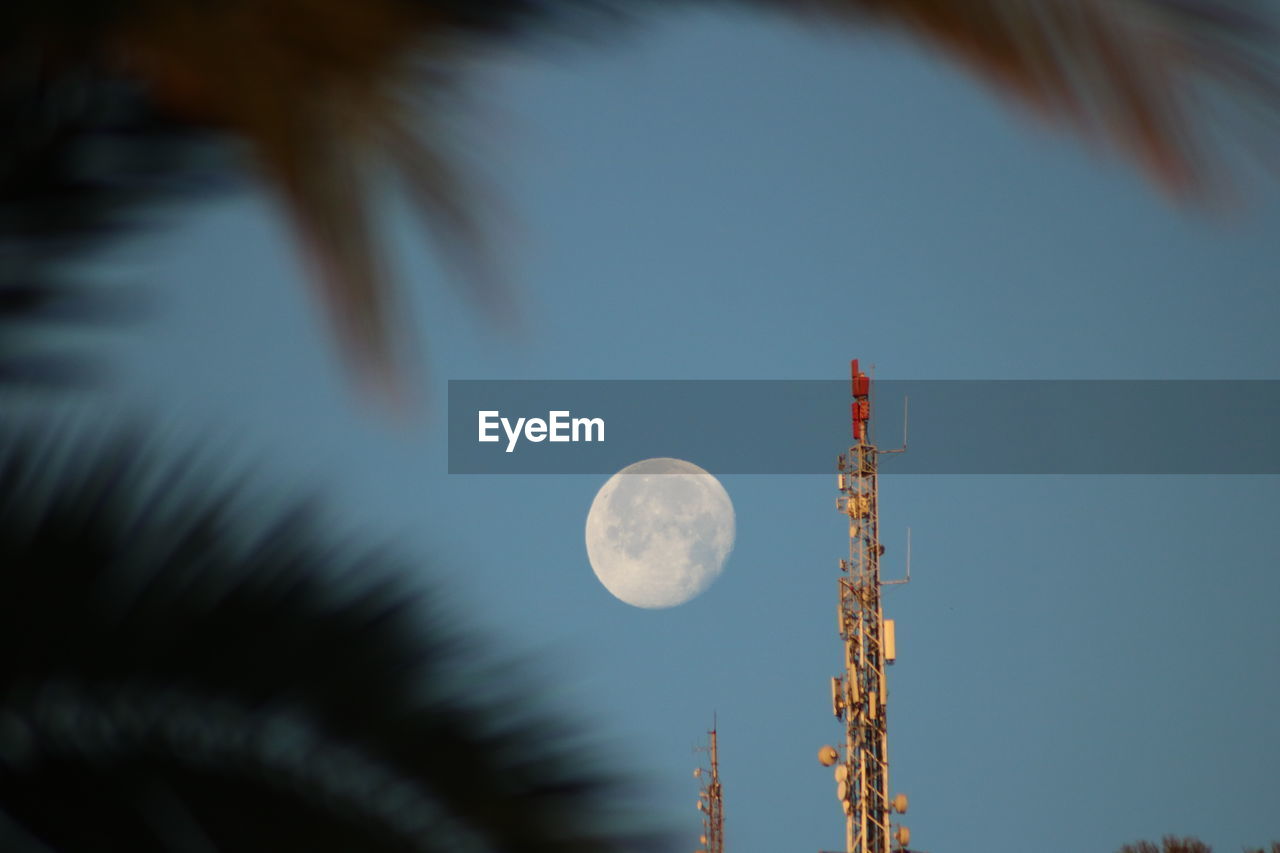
[0,423,659,853]
[0,56,231,387]
[2,1,1277,394]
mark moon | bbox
[585,458,735,608]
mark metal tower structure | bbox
[819,359,912,853]
[694,721,724,853]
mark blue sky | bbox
[57,7,1280,853]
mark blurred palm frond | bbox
[1,0,1277,392]
[788,0,1280,191]
[0,423,657,852]
[0,61,230,387]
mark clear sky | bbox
[51,7,1280,853]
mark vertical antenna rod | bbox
[695,719,724,853]
[820,359,911,853]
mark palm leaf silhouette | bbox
[0,423,657,852]
[0,67,228,386]
[2,1,1278,389]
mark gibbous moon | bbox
[585,458,735,608]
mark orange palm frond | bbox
[784,0,1279,192]
[109,0,485,398]
[5,1,1277,396]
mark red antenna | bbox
[850,359,871,443]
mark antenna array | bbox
[688,360,916,853]
[819,359,912,853]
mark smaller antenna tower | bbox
[694,720,724,853]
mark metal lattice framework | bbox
[694,722,724,853]
[825,359,909,853]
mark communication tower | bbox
[818,359,913,853]
[693,720,724,853]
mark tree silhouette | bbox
[3,0,1278,389]
[0,424,659,852]
[1117,838,1213,853]
[1117,837,1280,853]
